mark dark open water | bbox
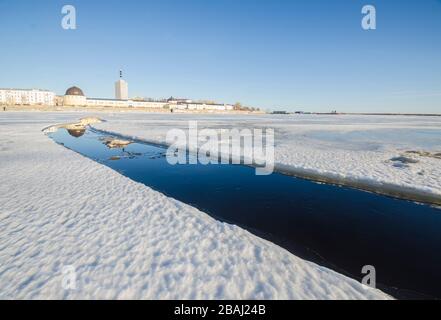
[49,128,441,299]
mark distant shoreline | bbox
[317,112,441,117]
[1,105,263,115]
[1,105,439,116]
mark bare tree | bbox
[234,102,243,110]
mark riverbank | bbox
[1,105,263,115]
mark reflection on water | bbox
[67,128,85,138]
[49,128,441,299]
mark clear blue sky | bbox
[0,0,440,113]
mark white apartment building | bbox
[0,88,55,106]
[87,98,167,108]
[63,86,167,108]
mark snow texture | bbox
[0,112,389,300]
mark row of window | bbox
[0,90,55,105]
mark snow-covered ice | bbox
[0,112,390,299]
[93,113,441,203]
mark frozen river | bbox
[50,126,441,299]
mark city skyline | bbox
[0,0,440,112]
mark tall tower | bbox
[115,70,128,100]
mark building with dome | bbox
[60,85,167,109]
[59,73,234,111]
[63,86,87,106]
[2,73,234,112]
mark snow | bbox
[93,113,441,203]
[0,112,390,299]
